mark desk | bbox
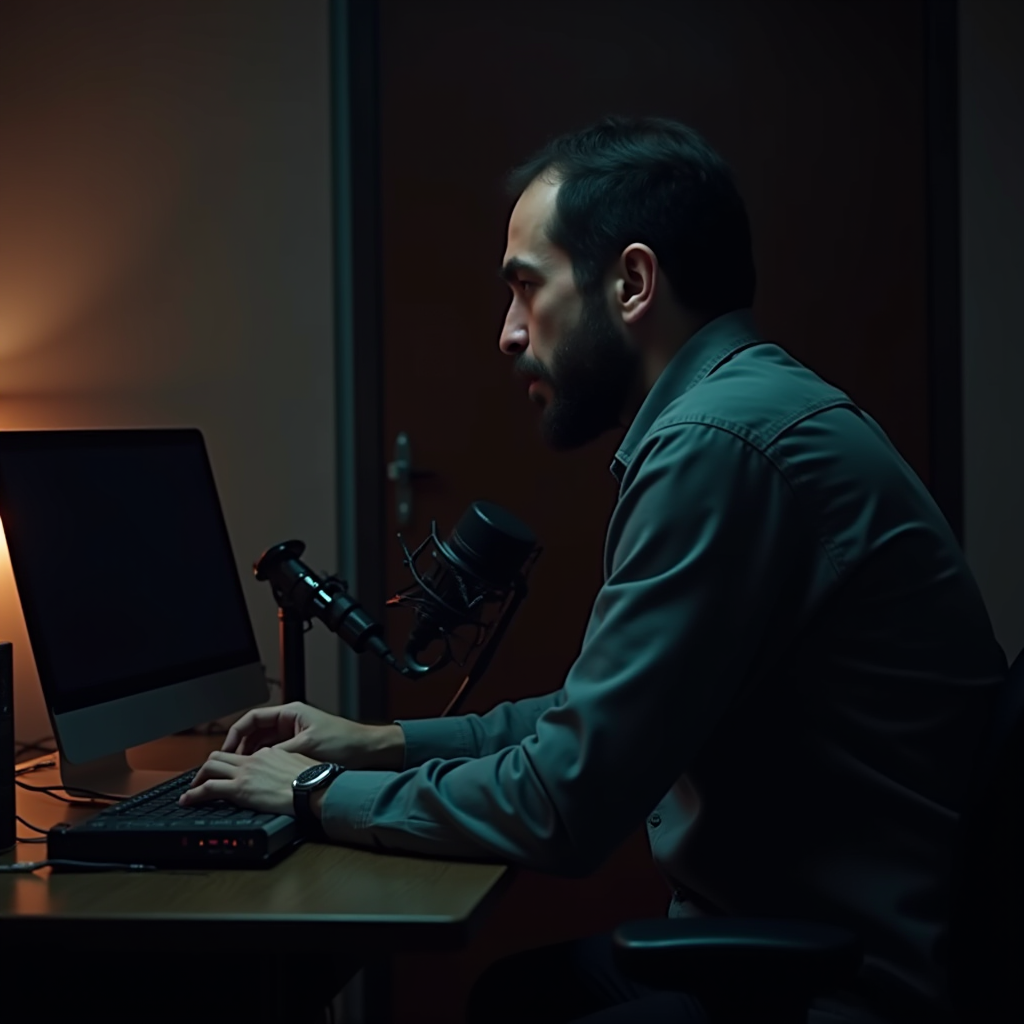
[2,736,510,1023]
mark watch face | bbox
[295,763,336,790]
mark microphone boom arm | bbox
[255,511,540,713]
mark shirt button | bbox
[648,813,662,828]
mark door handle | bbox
[386,431,435,527]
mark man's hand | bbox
[178,747,319,817]
[221,701,405,770]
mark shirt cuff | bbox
[394,715,479,768]
[319,769,396,845]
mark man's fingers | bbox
[179,778,238,806]
[186,750,244,791]
[222,717,253,753]
[223,707,288,753]
[206,750,245,766]
[235,729,277,757]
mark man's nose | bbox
[499,307,528,355]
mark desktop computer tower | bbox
[0,641,13,853]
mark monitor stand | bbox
[60,750,179,800]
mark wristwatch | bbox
[292,762,345,838]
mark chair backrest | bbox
[947,644,1024,1022]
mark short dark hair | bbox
[507,116,756,316]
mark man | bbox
[182,117,1007,1023]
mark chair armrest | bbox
[612,917,862,997]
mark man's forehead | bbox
[503,177,561,268]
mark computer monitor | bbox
[0,428,268,796]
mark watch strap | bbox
[292,762,344,839]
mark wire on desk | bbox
[0,860,156,874]
[16,814,48,835]
[15,759,56,776]
[13,735,57,760]
[15,778,120,803]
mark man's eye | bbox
[518,279,535,293]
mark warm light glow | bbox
[0,511,52,742]
[0,5,198,391]
[0,516,13,622]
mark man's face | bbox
[499,177,640,451]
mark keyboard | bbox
[47,768,300,868]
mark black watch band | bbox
[292,762,345,838]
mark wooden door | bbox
[376,2,926,1020]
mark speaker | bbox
[0,641,13,853]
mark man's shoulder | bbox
[648,342,856,452]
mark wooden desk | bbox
[2,736,510,1023]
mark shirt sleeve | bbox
[397,692,565,768]
[320,424,805,873]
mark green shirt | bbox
[323,309,1006,1023]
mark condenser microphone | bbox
[254,502,540,697]
[391,501,538,674]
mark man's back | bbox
[638,338,1007,1022]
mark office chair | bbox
[612,646,1024,1023]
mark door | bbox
[376,2,926,1020]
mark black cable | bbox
[16,814,47,834]
[17,836,47,844]
[13,735,57,760]
[15,778,119,803]
[13,782,78,805]
[0,860,156,873]
[15,759,56,776]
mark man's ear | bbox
[613,244,658,325]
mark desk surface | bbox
[3,734,509,951]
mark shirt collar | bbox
[611,308,761,480]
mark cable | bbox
[15,778,119,803]
[17,836,47,844]
[13,735,57,760]
[0,860,156,873]
[16,814,47,834]
[15,759,56,776]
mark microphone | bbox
[254,541,401,673]
[254,502,540,705]
[388,501,539,675]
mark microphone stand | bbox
[258,538,538,715]
[278,605,307,705]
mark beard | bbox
[516,291,641,451]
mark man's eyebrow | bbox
[498,257,544,284]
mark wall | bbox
[0,0,339,742]
[960,0,1024,664]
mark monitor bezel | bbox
[0,428,263,718]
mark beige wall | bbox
[961,0,1024,664]
[0,0,339,742]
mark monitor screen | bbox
[0,429,261,716]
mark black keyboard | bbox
[104,768,275,826]
[47,768,300,868]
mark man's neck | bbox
[621,311,713,425]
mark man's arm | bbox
[321,424,807,872]
[397,692,564,768]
